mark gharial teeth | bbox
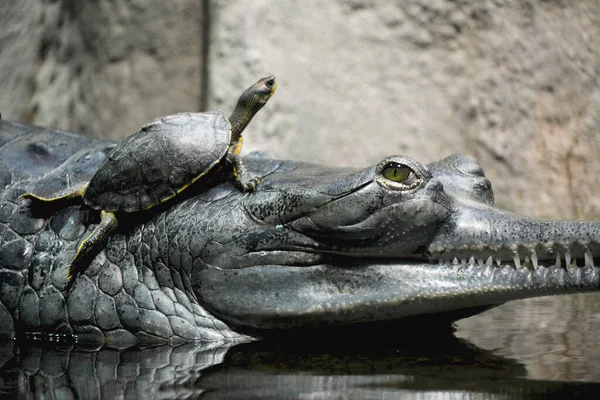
[531,253,538,270]
[513,254,521,269]
[524,255,531,270]
[442,251,594,270]
[585,251,595,268]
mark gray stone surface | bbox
[1,0,599,219]
[0,1,41,123]
[207,0,600,219]
[0,0,204,140]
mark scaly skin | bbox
[0,119,599,346]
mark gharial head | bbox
[229,75,277,139]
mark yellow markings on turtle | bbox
[230,137,243,155]
[20,185,87,203]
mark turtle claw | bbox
[66,262,78,281]
[243,176,262,192]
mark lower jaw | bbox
[437,258,599,290]
[197,258,600,331]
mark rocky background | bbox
[1,0,599,219]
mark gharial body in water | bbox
[0,117,599,346]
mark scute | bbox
[83,112,232,213]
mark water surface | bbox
[2,293,600,399]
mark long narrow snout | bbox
[428,198,600,269]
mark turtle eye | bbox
[377,161,421,190]
[264,76,276,89]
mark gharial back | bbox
[83,112,232,213]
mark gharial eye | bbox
[377,161,421,191]
[382,162,413,183]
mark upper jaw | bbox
[425,197,600,271]
[260,192,600,273]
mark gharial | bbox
[19,76,276,280]
[1,117,600,345]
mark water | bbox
[2,293,600,399]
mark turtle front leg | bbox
[226,153,262,192]
[67,211,119,281]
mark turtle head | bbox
[229,76,277,140]
[242,75,277,107]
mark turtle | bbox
[21,75,277,280]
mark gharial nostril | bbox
[475,178,492,190]
[475,178,493,192]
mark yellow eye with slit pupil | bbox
[375,157,423,191]
[382,164,411,183]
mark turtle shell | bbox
[83,112,231,213]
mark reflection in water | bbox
[456,292,600,382]
[2,293,600,399]
[0,340,229,399]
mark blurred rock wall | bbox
[0,0,204,139]
[1,0,599,219]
